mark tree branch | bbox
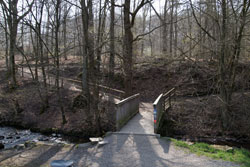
[17,0,34,23]
[133,16,188,42]
[131,0,152,26]
[189,0,216,41]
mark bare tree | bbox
[174,0,178,57]
[162,0,168,54]
[123,0,151,97]
[33,0,49,110]
[109,0,115,76]
[190,0,250,128]
[169,0,174,57]
[140,5,149,57]
[0,0,33,87]
[80,0,92,110]
[0,5,9,70]
[62,2,71,60]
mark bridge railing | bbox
[153,88,175,133]
[115,93,140,130]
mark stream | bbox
[0,126,71,149]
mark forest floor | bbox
[0,56,250,149]
[47,56,250,149]
[164,93,250,149]
[0,68,117,141]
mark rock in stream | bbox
[0,126,68,149]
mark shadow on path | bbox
[24,145,63,167]
[119,102,154,134]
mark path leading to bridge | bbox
[0,133,239,167]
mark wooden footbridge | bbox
[115,88,176,135]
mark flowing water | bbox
[0,126,69,149]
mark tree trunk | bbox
[169,0,174,57]
[162,0,168,54]
[1,0,33,87]
[2,9,9,71]
[187,4,192,58]
[80,0,90,101]
[55,0,66,124]
[123,0,133,97]
[141,6,147,57]
[109,0,115,76]
[63,2,68,60]
[149,6,153,57]
[174,0,178,57]
[219,0,229,129]
[8,0,19,87]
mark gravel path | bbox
[0,134,240,167]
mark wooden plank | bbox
[116,93,140,106]
[163,88,175,97]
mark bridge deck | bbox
[119,102,154,134]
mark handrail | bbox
[153,88,175,133]
[163,87,175,97]
[162,87,175,110]
[116,93,140,106]
[153,93,163,106]
[115,93,140,130]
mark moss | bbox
[169,138,250,167]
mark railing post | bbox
[169,95,171,108]
[153,104,157,133]
[174,88,176,101]
[153,93,163,134]
[153,88,175,134]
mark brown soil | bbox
[2,56,250,148]
[46,58,250,149]
[161,93,250,149]
[0,70,116,138]
[49,59,250,102]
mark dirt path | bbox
[20,67,82,92]
[20,67,121,103]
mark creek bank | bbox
[171,135,250,150]
[0,71,117,149]
[0,123,98,149]
[0,112,95,144]
[0,126,73,149]
[159,93,250,150]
